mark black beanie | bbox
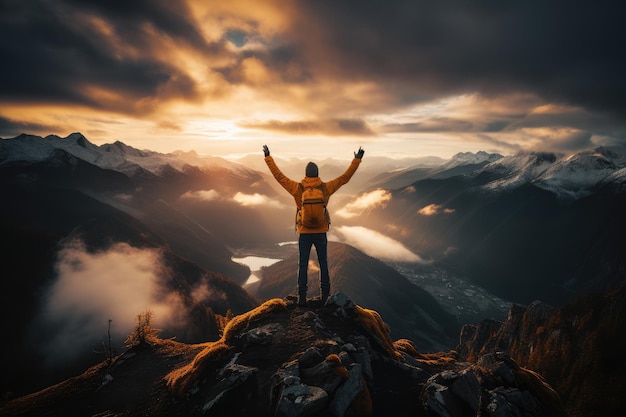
[305,162,319,177]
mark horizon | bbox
[6,130,626,164]
[1,1,625,161]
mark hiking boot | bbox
[298,295,307,306]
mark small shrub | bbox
[124,310,161,348]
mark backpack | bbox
[297,183,330,229]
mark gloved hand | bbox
[354,146,365,159]
[263,145,270,157]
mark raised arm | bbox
[263,145,300,196]
[325,147,364,195]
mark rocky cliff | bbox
[457,285,626,417]
[2,292,566,417]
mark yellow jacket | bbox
[265,156,362,234]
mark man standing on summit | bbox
[263,145,365,306]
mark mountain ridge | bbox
[0,292,568,417]
[356,146,626,306]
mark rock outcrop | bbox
[163,292,565,417]
[2,292,567,417]
[457,285,626,417]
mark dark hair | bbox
[305,162,318,177]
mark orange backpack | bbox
[297,183,330,229]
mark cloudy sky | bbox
[1,0,624,159]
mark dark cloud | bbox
[0,116,57,138]
[285,0,625,116]
[382,119,476,133]
[0,0,215,112]
[0,0,624,150]
[62,0,208,48]
[241,118,375,136]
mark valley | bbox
[232,243,511,327]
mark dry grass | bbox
[221,298,287,344]
[354,306,400,360]
[393,339,423,358]
[165,341,231,398]
[164,298,287,397]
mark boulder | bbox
[200,364,258,414]
[276,383,328,417]
[242,322,283,346]
[329,364,371,417]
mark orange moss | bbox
[165,299,287,397]
[417,351,457,366]
[354,306,400,360]
[222,298,287,344]
[165,340,231,397]
[325,353,342,365]
[326,354,349,379]
[393,339,423,359]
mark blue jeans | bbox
[298,233,330,298]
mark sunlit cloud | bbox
[331,226,428,263]
[335,189,391,218]
[418,203,456,216]
[31,239,185,365]
[181,189,220,201]
[1,1,624,157]
[233,192,285,209]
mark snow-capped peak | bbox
[442,151,503,170]
[100,141,152,158]
[479,147,626,199]
[533,148,623,199]
[0,132,256,179]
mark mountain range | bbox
[1,132,625,415]
[0,133,458,398]
[354,146,626,306]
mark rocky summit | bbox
[1,292,566,417]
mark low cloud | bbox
[114,193,134,202]
[181,189,221,201]
[31,239,184,365]
[233,192,284,209]
[331,226,428,263]
[418,203,455,216]
[190,276,227,305]
[335,189,391,218]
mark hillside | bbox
[256,242,459,352]
[0,293,566,417]
[457,284,626,417]
[0,185,258,398]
